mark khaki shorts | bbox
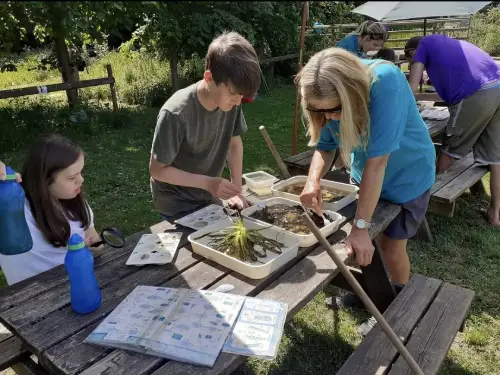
[442,86,500,165]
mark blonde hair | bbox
[354,21,388,41]
[296,47,389,166]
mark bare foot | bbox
[486,207,500,227]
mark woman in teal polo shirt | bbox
[296,47,436,286]
[336,20,388,58]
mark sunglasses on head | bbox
[306,104,342,114]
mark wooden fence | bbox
[305,17,471,46]
[0,64,118,111]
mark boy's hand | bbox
[206,177,242,200]
[0,161,22,183]
[228,194,250,210]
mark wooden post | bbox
[419,19,427,93]
[292,1,309,156]
[106,64,118,112]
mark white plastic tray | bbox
[174,204,235,230]
[188,217,300,279]
[240,197,343,247]
[271,176,358,212]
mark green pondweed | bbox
[197,219,284,262]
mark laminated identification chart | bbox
[86,286,245,367]
[86,286,288,367]
[223,297,288,360]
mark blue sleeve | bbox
[366,65,407,158]
[336,36,353,52]
[316,121,339,151]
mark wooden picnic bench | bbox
[428,152,488,217]
[0,176,403,375]
[337,274,474,375]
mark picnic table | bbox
[0,174,402,375]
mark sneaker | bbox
[325,292,367,311]
[359,316,377,337]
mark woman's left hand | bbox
[346,229,374,266]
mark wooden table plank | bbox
[389,283,475,375]
[0,335,29,371]
[337,275,442,375]
[14,247,200,357]
[41,322,107,375]
[283,149,314,165]
[433,164,489,203]
[431,153,475,195]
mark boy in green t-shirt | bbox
[149,31,261,220]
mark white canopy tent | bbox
[351,1,492,22]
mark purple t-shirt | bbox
[413,35,500,105]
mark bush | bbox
[79,51,174,107]
[470,6,500,56]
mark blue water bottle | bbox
[0,166,33,255]
[65,234,102,314]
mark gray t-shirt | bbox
[150,82,247,217]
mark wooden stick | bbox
[302,213,425,375]
[259,126,292,180]
[106,64,119,112]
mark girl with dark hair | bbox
[0,134,102,285]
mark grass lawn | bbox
[0,85,499,374]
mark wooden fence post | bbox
[106,64,119,112]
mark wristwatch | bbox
[353,218,371,230]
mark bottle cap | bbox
[4,166,18,181]
[68,234,86,251]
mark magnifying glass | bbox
[90,227,126,248]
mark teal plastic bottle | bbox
[65,234,102,314]
[0,166,33,255]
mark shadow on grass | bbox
[233,309,356,375]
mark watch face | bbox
[356,219,366,229]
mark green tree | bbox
[136,1,302,92]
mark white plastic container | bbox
[240,197,343,247]
[188,217,300,279]
[242,171,277,197]
[271,176,359,212]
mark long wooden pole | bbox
[292,1,309,156]
[259,126,292,179]
[302,213,425,375]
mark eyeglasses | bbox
[306,104,342,114]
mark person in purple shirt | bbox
[406,35,500,226]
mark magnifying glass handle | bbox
[90,240,105,248]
